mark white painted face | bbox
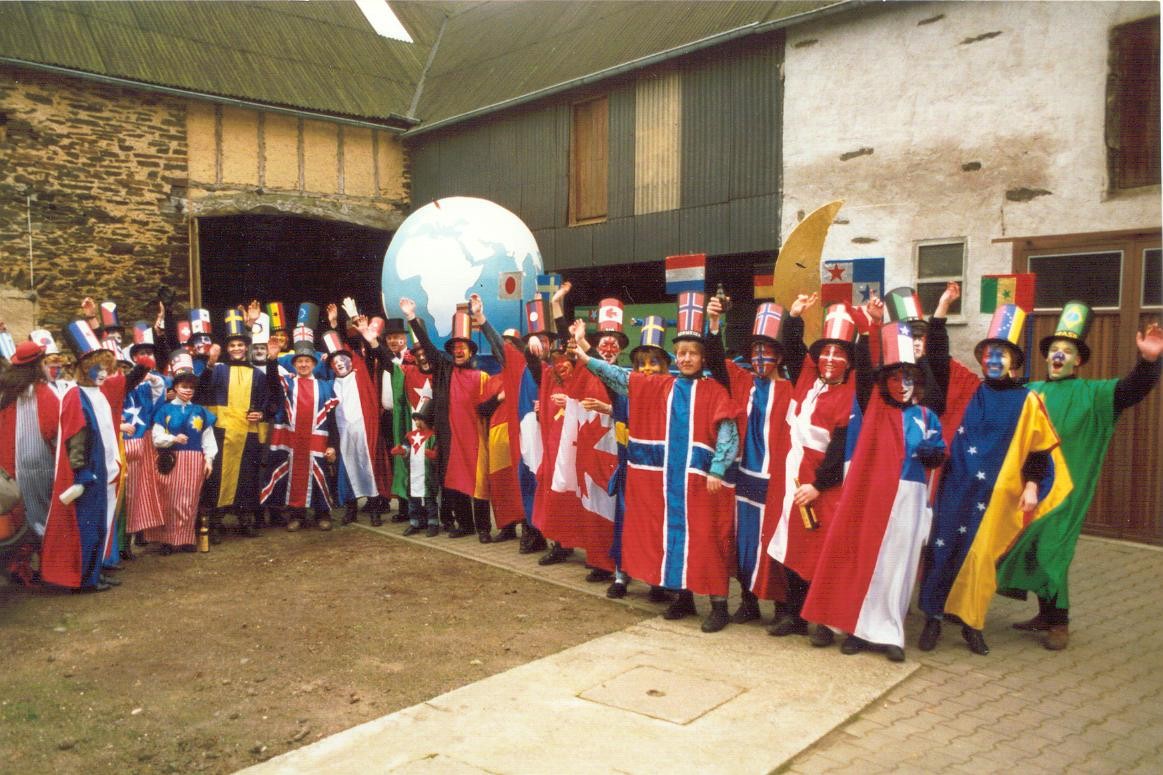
[331,353,353,377]
[1046,340,1081,381]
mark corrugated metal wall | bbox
[406,31,784,273]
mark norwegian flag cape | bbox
[622,372,738,596]
[532,363,618,571]
[724,360,793,601]
[331,352,381,505]
[803,395,944,648]
[261,373,339,510]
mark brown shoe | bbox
[318,519,333,532]
[1013,614,1053,632]
[286,518,302,532]
[1044,624,1069,651]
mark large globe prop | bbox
[382,197,543,357]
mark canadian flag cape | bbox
[724,360,792,601]
[622,372,738,596]
[486,342,527,529]
[803,393,943,648]
[332,352,382,505]
[532,363,618,570]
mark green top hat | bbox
[1038,300,1092,365]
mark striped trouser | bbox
[123,437,165,533]
[147,451,206,547]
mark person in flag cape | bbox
[475,326,530,544]
[513,299,559,556]
[318,321,382,525]
[390,398,440,535]
[260,323,340,532]
[149,352,218,554]
[368,315,413,527]
[401,293,505,542]
[996,305,1161,651]
[119,321,168,551]
[187,308,215,377]
[802,320,946,661]
[573,292,741,633]
[41,321,146,591]
[918,304,1072,656]
[196,307,270,542]
[704,294,799,625]
[766,300,869,639]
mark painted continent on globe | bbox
[381,197,543,356]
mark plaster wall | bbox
[782,0,1161,359]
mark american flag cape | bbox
[331,353,381,506]
[261,375,339,510]
[623,372,738,597]
[766,356,855,580]
[804,396,944,648]
[919,384,1071,630]
[724,359,792,601]
[486,342,528,529]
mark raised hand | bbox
[934,281,961,318]
[341,297,359,320]
[552,281,572,305]
[468,293,485,324]
[399,298,417,320]
[790,292,820,318]
[1137,322,1163,362]
[866,295,885,323]
[326,303,339,329]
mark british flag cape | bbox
[766,356,855,580]
[623,372,738,596]
[330,352,382,506]
[533,364,618,571]
[804,395,944,648]
[724,360,792,601]
[261,374,339,510]
[42,375,129,589]
[486,342,528,529]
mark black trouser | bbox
[785,567,810,619]
[440,489,491,534]
[1038,595,1070,626]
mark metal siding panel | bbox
[680,203,733,256]
[407,141,439,208]
[608,83,636,220]
[555,224,595,270]
[533,228,557,270]
[517,108,559,230]
[593,217,636,268]
[729,194,780,255]
[731,36,782,200]
[681,54,731,209]
[634,209,681,263]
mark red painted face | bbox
[750,341,781,380]
[597,335,622,364]
[450,341,471,365]
[551,352,574,381]
[816,344,849,384]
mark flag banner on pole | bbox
[498,271,523,300]
[821,257,884,307]
[536,273,562,305]
[665,254,706,294]
[753,265,775,298]
[980,273,1036,314]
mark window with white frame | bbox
[1143,247,1162,308]
[915,240,965,319]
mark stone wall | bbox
[0,64,190,342]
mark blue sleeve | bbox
[586,358,629,396]
[710,418,739,479]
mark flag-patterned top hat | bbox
[99,301,122,333]
[250,312,270,345]
[592,298,629,348]
[265,302,288,333]
[64,320,104,360]
[321,329,351,359]
[879,321,921,372]
[884,287,927,330]
[809,304,857,360]
[169,351,196,379]
[292,325,317,360]
[188,309,212,340]
[672,292,706,344]
[1038,300,1092,365]
[28,329,60,355]
[630,315,672,363]
[444,311,478,355]
[974,303,1027,368]
[176,319,192,346]
[224,307,250,343]
[129,320,156,357]
[524,299,548,340]
[296,303,320,332]
[751,303,786,350]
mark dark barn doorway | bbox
[197,214,392,321]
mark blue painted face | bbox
[86,363,108,385]
[981,344,1013,379]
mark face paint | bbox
[450,341,471,365]
[226,339,248,361]
[634,350,668,375]
[816,344,849,384]
[551,353,574,381]
[1046,341,1080,381]
[331,353,353,377]
[103,332,123,346]
[750,341,781,380]
[675,341,704,377]
[293,355,315,377]
[192,336,213,356]
[981,343,1013,379]
[133,350,156,370]
[249,344,268,364]
[597,335,622,364]
[42,357,63,382]
[886,368,916,404]
[386,333,408,355]
[87,363,108,386]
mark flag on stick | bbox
[665,254,706,294]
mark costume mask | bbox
[249,343,268,365]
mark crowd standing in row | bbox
[1,279,1160,662]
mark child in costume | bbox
[391,399,440,536]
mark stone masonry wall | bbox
[0,65,190,342]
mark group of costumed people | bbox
[1,277,1159,664]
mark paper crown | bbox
[292,325,316,359]
[672,292,706,344]
[525,299,548,338]
[884,287,926,326]
[188,309,212,336]
[445,311,477,355]
[1039,300,1093,364]
[751,303,785,346]
[169,351,195,378]
[64,320,103,358]
[265,302,288,332]
[99,301,121,330]
[129,321,155,356]
[974,303,1027,368]
[296,303,320,331]
[880,321,919,370]
[631,315,671,362]
[222,308,249,341]
[28,329,59,355]
[809,304,857,359]
[176,320,192,345]
[250,312,270,345]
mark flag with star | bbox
[980,273,1036,314]
[821,258,884,308]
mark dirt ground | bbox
[0,522,648,774]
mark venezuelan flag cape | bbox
[920,383,1071,630]
[623,372,738,597]
[724,359,792,601]
[201,361,269,510]
[804,396,944,648]
[487,342,527,529]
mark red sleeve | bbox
[59,388,86,441]
[36,384,61,441]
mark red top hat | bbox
[809,304,857,360]
[593,298,629,349]
[672,292,706,344]
[445,312,478,355]
[751,303,785,348]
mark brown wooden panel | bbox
[570,97,608,224]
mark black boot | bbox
[663,590,697,620]
[767,614,808,637]
[961,625,990,656]
[493,524,518,543]
[208,510,223,545]
[342,503,357,525]
[538,544,573,565]
[731,590,761,623]
[701,599,730,633]
[520,526,547,554]
[918,618,942,651]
